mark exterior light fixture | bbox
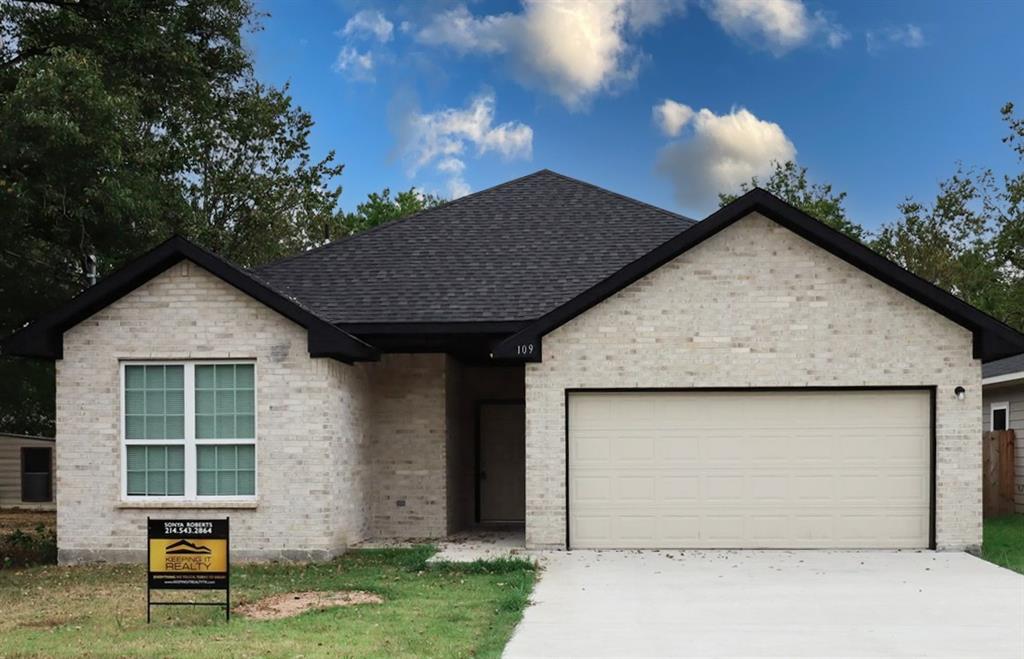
[954,386,966,400]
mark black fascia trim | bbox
[1,235,379,363]
[493,188,1024,362]
[564,385,938,551]
[337,320,529,335]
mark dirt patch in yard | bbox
[236,591,383,620]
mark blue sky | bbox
[249,0,1024,229]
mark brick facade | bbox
[524,213,982,551]
[367,353,449,539]
[56,262,452,563]
[54,211,985,560]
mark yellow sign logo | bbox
[149,538,227,573]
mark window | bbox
[122,362,256,499]
[991,402,1009,431]
[21,447,52,502]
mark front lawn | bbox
[0,546,535,658]
[982,515,1024,574]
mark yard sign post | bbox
[146,517,230,622]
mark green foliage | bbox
[0,0,345,434]
[342,187,446,236]
[719,161,864,241]
[1,524,58,569]
[871,103,1024,331]
[871,168,1006,319]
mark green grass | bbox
[0,546,536,658]
[982,515,1024,574]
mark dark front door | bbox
[21,447,52,502]
[477,402,525,522]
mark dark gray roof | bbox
[254,170,695,325]
[984,353,1024,379]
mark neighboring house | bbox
[0,433,55,510]
[982,354,1024,514]
[3,170,1024,563]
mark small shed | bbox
[0,433,55,510]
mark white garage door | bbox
[568,390,931,549]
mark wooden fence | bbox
[983,430,1016,518]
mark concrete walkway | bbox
[504,550,1024,658]
[427,529,527,563]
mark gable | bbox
[541,212,975,373]
[1,237,378,363]
[63,261,310,355]
[493,189,1024,362]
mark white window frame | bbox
[990,401,1010,432]
[120,360,258,502]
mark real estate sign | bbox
[147,518,230,621]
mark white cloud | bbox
[437,157,466,175]
[825,25,850,49]
[334,46,375,82]
[653,99,695,137]
[436,158,471,197]
[341,9,394,43]
[415,1,683,109]
[416,5,513,54]
[702,0,847,55]
[399,92,533,197]
[446,172,472,198]
[655,104,796,211]
[866,24,924,54]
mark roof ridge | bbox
[256,169,558,273]
[538,169,696,225]
[256,169,696,274]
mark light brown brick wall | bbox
[366,353,449,539]
[525,213,982,550]
[56,261,372,562]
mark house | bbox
[0,433,55,510]
[982,354,1024,513]
[4,170,1024,563]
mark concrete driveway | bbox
[504,550,1024,658]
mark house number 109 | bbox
[516,343,535,356]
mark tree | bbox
[872,168,1003,311]
[0,1,345,434]
[872,105,1024,332]
[342,187,446,236]
[719,161,866,241]
[994,102,1024,330]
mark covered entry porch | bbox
[445,362,526,535]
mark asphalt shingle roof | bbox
[254,170,695,324]
[983,353,1024,378]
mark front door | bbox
[478,401,525,522]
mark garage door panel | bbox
[749,475,789,500]
[747,516,789,540]
[617,477,656,501]
[572,435,612,461]
[571,515,612,545]
[612,436,656,460]
[568,390,931,549]
[654,436,702,460]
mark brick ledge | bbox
[116,500,258,510]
